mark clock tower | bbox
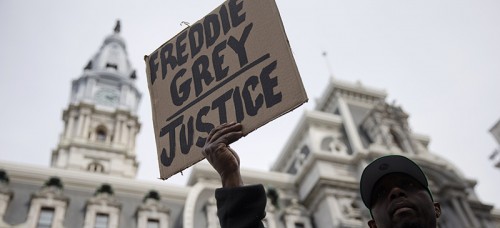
[50,21,142,178]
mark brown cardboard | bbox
[145,0,308,179]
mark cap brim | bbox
[360,155,429,208]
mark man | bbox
[360,154,441,228]
[203,122,441,228]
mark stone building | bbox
[1,22,499,228]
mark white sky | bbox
[1,0,500,209]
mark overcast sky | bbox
[1,0,499,208]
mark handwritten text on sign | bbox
[145,0,307,179]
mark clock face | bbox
[94,88,120,106]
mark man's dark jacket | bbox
[215,185,266,228]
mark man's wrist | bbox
[221,171,243,188]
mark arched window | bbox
[320,135,347,153]
[84,184,120,228]
[137,190,170,228]
[321,136,334,151]
[88,162,105,173]
[96,126,107,142]
[26,177,68,228]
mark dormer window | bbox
[106,63,118,70]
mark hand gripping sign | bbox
[145,0,308,179]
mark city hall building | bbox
[1,23,499,228]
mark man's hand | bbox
[202,122,244,188]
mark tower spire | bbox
[114,20,121,33]
[322,51,335,79]
[51,21,141,178]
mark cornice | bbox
[188,162,295,189]
[0,161,189,201]
[315,77,387,112]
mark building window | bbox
[106,63,118,70]
[88,162,105,173]
[72,116,79,136]
[320,135,347,154]
[283,199,312,228]
[147,219,159,228]
[95,213,109,228]
[84,184,120,228]
[294,223,305,228]
[96,128,107,142]
[26,177,68,228]
[137,190,170,228]
[321,136,334,151]
[36,207,55,228]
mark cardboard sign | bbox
[145,0,308,179]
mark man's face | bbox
[368,173,440,228]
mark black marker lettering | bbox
[196,106,213,147]
[192,55,214,97]
[189,23,204,58]
[212,40,228,81]
[148,51,159,85]
[228,0,245,28]
[242,76,263,116]
[219,4,231,35]
[260,60,282,108]
[180,116,194,154]
[176,30,189,66]
[212,89,234,124]
[160,148,174,167]
[160,43,177,80]
[203,14,221,49]
[159,115,184,167]
[170,68,191,106]
[228,23,253,67]
[232,86,245,122]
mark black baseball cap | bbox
[360,155,432,209]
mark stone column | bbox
[127,126,136,155]
[451,197,472,228]
[65,112,75,138]
[460,198,481,228]
[82,111,91,140]
[76,113,84,138]
[337,97,364,153]
[114,119,122,145]
[120,120,128,144]
[0,193,11,219]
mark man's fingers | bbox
[223,131,243,146]
[206,122,233,143]
[207,122,242,144]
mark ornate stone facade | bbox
[0,22,499,228]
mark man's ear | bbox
[434,202,441,218]
[368,220,377,228]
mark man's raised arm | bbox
[202,122,266,228]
